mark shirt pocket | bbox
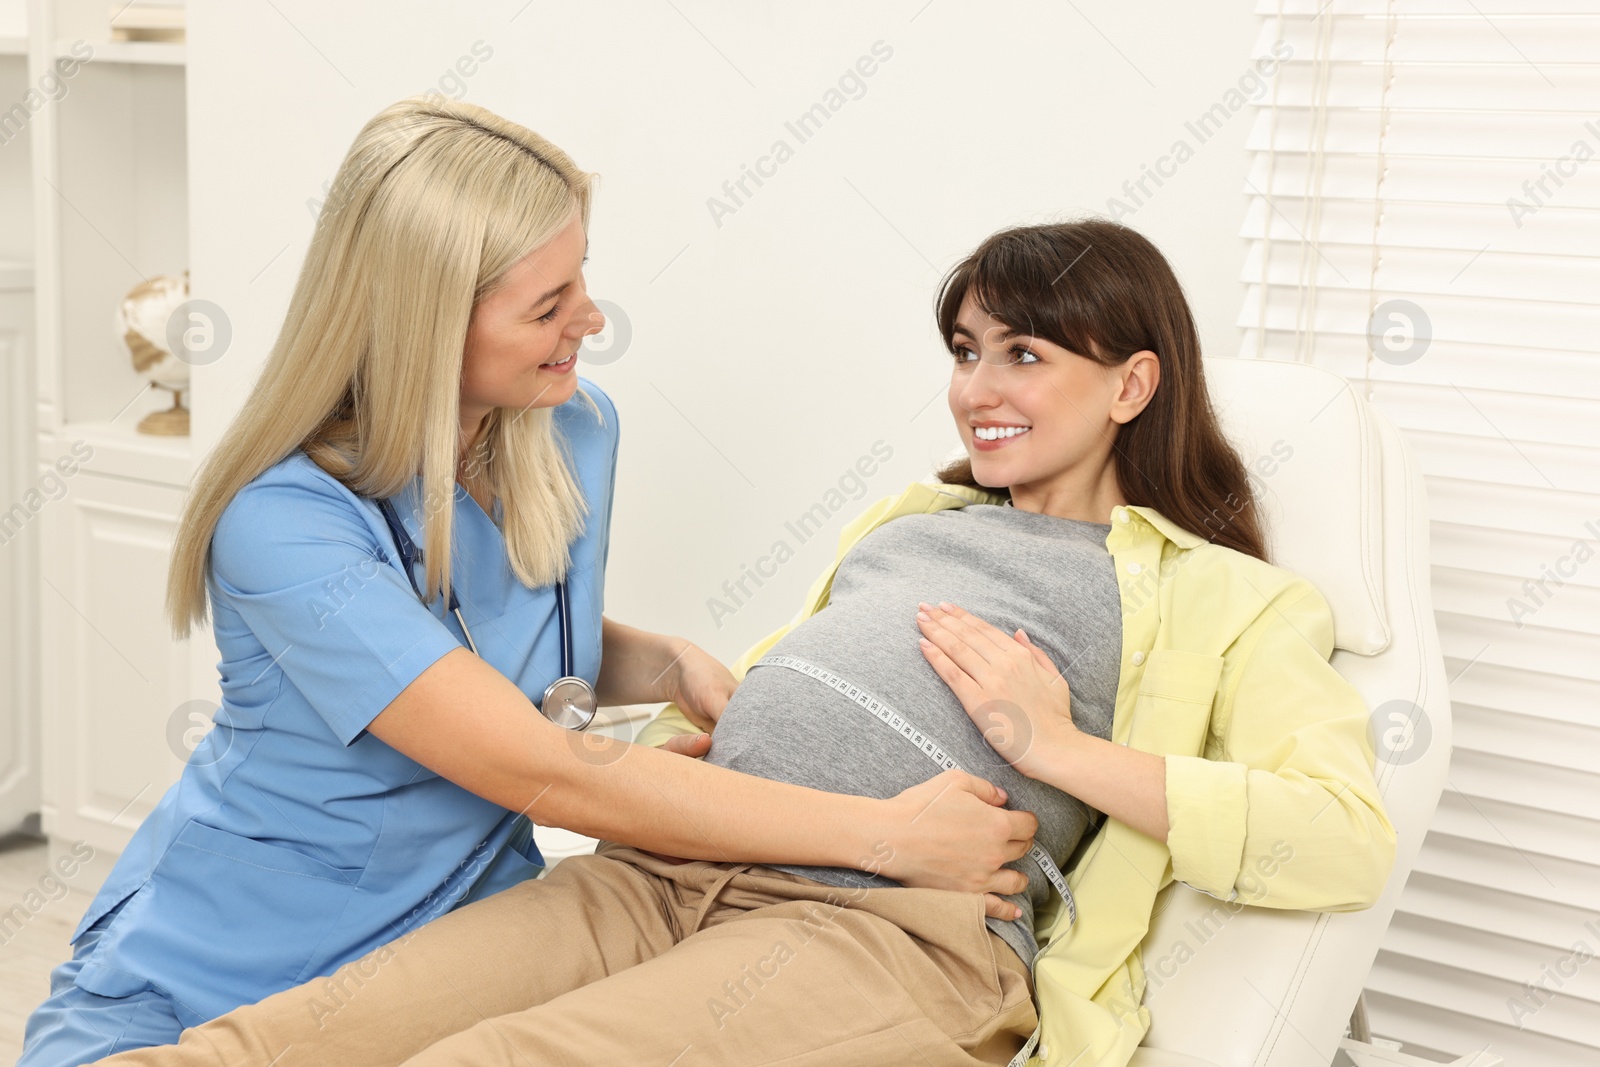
[458,818,546,908]
[84,819,363,1015]
[1127,649,1224,757]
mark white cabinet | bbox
[37,468,188,851]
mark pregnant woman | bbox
[92,220,1396,1067]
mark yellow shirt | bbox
[637,482,1397,1066]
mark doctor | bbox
[19,96,1036,1065]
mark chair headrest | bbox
[1204,357,1390,655]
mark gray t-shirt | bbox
[704,501,1122,964]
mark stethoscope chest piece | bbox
[538,578,598,730]
[541,676,598,731]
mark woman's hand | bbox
[874,768,1036,921]
[658,732,712,759]
[665,645,738,733]
[916,601,1080,782]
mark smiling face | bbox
[459,213,601,443]
[946,293,1160,520]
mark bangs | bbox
[936,227,1109,364]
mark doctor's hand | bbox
[878,768,1036,921]
[665,644,738,733]
[916,601,1080,782]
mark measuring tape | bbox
[754,653,1077,929]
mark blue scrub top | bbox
[67,380,619,1027]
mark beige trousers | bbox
[96,841,1039,1067]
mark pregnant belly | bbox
[707,648,1027,807]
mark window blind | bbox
[1238,2,1600,1062]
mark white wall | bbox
[188,0,1261,664]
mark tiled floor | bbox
[0,833,119,1064]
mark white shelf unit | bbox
[1,258,39,836]
[1,9,41,836]
[56,38,183,65]
[7,0,206,859]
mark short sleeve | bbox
[558,379,621,623]
[209,462,463,745]
[577,380,621,580]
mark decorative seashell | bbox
[119,271,191,387]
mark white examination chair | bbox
[556,357,1472,1067]
[1125,358,1473,1067]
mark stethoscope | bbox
[375,496,598,731]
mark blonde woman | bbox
[17,97,1034,1066]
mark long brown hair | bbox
[934,219,1267,561]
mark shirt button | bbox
[1126,561,1142,575]
[1038,1045,1050,1060]
[1114,508,1130,524]
[1132,650,1146,666]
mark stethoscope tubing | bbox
[375,495,596,729]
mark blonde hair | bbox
[167,96,598,638]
